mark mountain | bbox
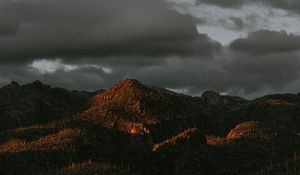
[80,79,212,143]
[0,81,91,131]
[224,96,300,137]
[0,117,152,175]
[0,79,299,175]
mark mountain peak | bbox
[7,81,20,88]
[114,79,144,89]
[202,90,220,97]
[84,78,157,125]
[31,80,44,86]
[201,90,223,105]
[25,80,51,89]
[99,78,152,98]
[2,81,20,89]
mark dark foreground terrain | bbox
[0,79,299,175]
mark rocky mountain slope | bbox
[81,79,214,143]
[0,79,299,175]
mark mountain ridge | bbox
[0,79,299,175]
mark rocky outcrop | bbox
[261,98,295,106]
[3,81,20,89]
[202,90,224,105]
[201,90,248,106]
[227,121,273,140]
[151,128,208,175]
[153,128,206,152]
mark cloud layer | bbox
[0,0,300,99]
[230,30,300,54]
[0,0,220,61]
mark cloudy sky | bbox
[1,0,300,98]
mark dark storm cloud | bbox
[229,30,300,54]
[0,18,19,36]
[197,0,300,13]
[221,51,300,93]
[0,0,220,62]
[196,0,246,8]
